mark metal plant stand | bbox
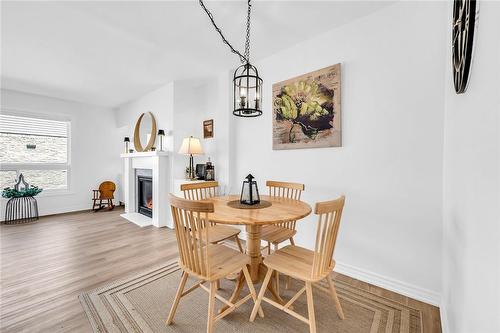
[4,196,39,224]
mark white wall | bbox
[172,73,232,188]
[0,89,122,217]
[442,1,500,332]
[115,77,233,194]
[232,1,446,301]
[115,82,174,149]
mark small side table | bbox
[3,196,39,224]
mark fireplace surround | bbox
[120,151,170,228]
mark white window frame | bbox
[0,108,72,195]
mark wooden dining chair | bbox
[91,181,116,211]
[250,196,346,333]
[166,194,263,333]
[261,180,305,293]
[181,181,244,253]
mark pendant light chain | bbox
[244,0,252,64]
[199,0,252,64]
[199,0,262,117]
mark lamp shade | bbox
[158,129,165,136]
[124,137,130,142]
[178,136,204,155]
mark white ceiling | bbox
[1,1,393,107]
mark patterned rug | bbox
[79,260,423,333]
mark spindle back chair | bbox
[181,181,218,201]
[266,180,304,232]
[170,195,213,278]
[167,194,262,332]
[262,180,305,292]
[250,196,346,333]
[180,181,243,253]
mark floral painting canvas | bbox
[272,64,341,150]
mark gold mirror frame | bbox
[133,112,157,152]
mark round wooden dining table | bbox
[207,194,312,309]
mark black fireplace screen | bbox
[137,176,152,218]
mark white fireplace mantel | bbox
[120,151,170,228]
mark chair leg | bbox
[286,238,295,289]
[305,282,317,333]
[216,279,220,290]
[274,244,280,295]
[242,265,264,318]
[327,275,345,319]
[267,242,271,255]
[207,281,217,333]
[166,271,189,325]
[250,268,273,322]
[235,235,244,253]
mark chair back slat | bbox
[311,196,345,279]
[170,194,214,278]
[181,181,218,226]
[266,180,305,229]
[181,181,219,201]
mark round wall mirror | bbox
[133,112,157,152]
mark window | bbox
[0,114,70,191]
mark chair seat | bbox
[260,225,296,244]
[264,245,335,282]
[205,224,241,243]
[181,244,250,281]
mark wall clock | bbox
[452,0,478,94]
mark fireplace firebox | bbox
[136,169,152,218]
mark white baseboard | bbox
[238,232,441,307]
[334,261,441,306]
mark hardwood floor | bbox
[0,209,442,332]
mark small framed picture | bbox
[203,119,214,138]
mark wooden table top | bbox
[207,195,312,226]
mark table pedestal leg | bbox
[219,224,287,314]
[246,225,262,282]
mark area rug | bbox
[79,260,422,333]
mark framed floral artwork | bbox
[272,64,341,150]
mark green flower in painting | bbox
[275,81,334,142]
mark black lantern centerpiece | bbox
[240,174,260,205]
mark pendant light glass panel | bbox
[233,63,263,117]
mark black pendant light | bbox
[200,0,263,117]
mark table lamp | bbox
[178,136,204,180]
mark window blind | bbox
[0,114,68,138]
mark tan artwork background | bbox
[272,64,341,150]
